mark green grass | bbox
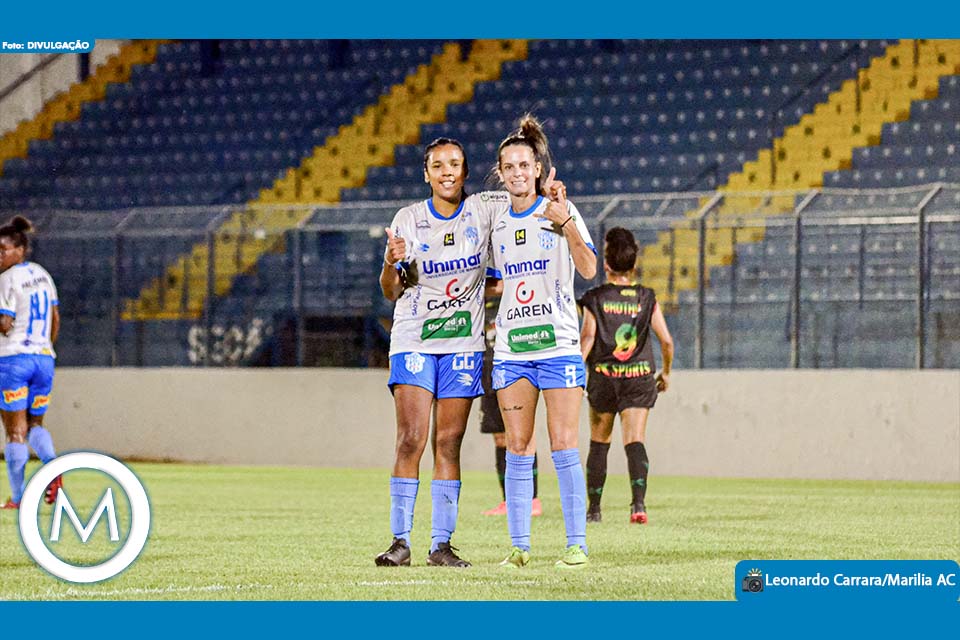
[1,463,957,600]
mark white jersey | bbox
[488,196,595,361]
[387,192,509,356]
[0,261,59,358]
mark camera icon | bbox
[741,569,764,593]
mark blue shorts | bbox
[388,351,484,399]
[0,354,55,415]
[492,355,586,391]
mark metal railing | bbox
[7,184,959,369]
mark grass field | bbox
[1,463,957,600]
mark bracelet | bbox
[560,215,575,228]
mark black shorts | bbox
[479,390,505,433]
[587,372,658,414]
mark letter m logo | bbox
[49,488,120,543]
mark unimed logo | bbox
[18,452,150,583]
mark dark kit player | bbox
[578,227,674,524]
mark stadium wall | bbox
[48,368,960,482]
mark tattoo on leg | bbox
[501,405,524,412]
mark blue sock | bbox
[552,448,587,554]
[505,452,535,551]
[389,477,419,545]
[5,443,29,503]
[27,426,56,463]
[430,479,461,552]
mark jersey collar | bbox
[426,198,464,221]
[509,195,543,218]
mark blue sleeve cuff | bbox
[587,242,597,256]
[0,309,14,317]
[50,300,58,306]
[486,267,502,279]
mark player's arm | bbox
[580,306,597,362]
[0,313,12,336]
[380,227,406,302]
[50,304,60,344]
[537,194,597,280]
[650,302,674,392]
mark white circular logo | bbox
[19,452,151,584]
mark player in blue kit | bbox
[487,116,598,568]
[0,216,62,510]
[375,138,508,567]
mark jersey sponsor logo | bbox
[494,220,507,232]
[506,301,553,321]
[404,352,426,374]
[2,386,28,404]
[602,301,642,316]
[504,258,550,277]
[515,229,526,245]
[480,192,509,203]
[421,311,473,340]
[507,324,557,353]
[426,278,474,311]
[464,226,479,245]
[538,229,558,250]
[619,289,637,297]
[416,220,431,229]
[515,281,535,304]
[421,252,483,276]
[31,394,49,410]
[443,233,455,246]
[594,361,651,378]
[613,324,639,361]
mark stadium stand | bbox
[1,39,957,368]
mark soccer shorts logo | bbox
[456,372,474,386]
[404,352,426,374]
[493,368,506,389]
[31,395,50,410]
[3,386,28,403]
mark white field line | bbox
[0,582,274,600]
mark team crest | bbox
[444,233,455,246]
[538,229,557,250]
[404,352,426,374]
[515,229,526,245]
[464,226,479,245]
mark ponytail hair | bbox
[604,227,639,273]
[496,114,553,195]
[0,215,33,251]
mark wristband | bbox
[560,215,575,228]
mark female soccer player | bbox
[0,216,62,510]
[375,137,509,567]
[578,227,674,524]
[479,293,542,518]
[488,115,597,568]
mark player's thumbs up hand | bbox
[384,227,406,266]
